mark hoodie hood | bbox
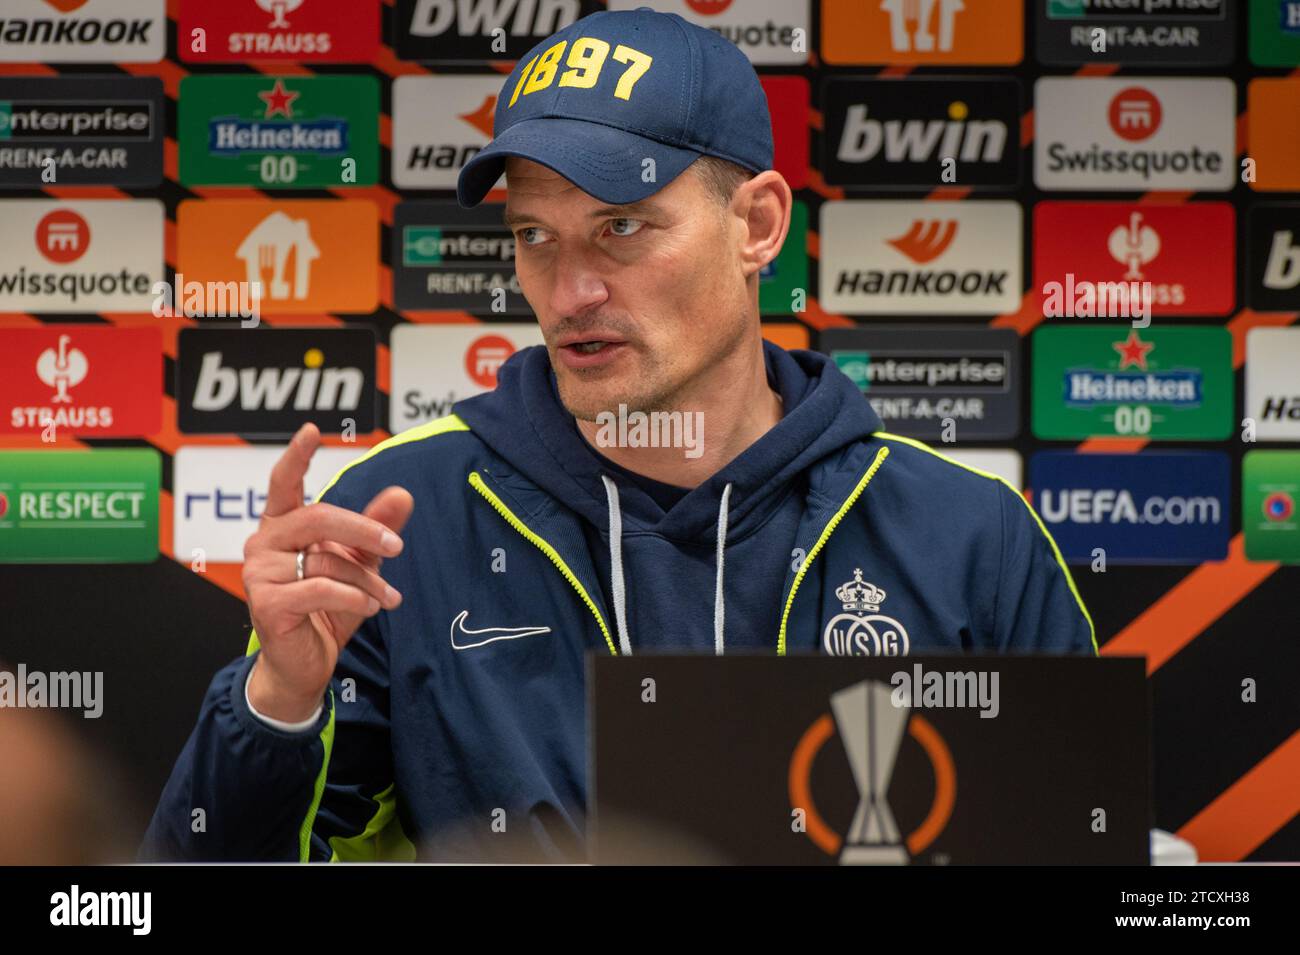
[453,338,882,544]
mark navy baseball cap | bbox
[455,6,774,208]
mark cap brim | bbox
[456,116,703,208]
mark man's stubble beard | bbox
[554,348,681,423]
[552,311,751,423]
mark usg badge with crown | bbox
[822,568,911,656]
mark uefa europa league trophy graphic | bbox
[830,680,910,865]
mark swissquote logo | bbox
[608,0,810,65]
[0,199,163,312]
[1034,77,1234,191]
[821,568,911,656]
[0,0,164,63]
[819,200,1021,315]
[389,323,544,431]
[789,679,955,864]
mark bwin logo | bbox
[192,348,364,412]
[836,100,1007,165]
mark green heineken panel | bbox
[1243,451,1300,563]
[0,449,160,563]
[179,75,379,188]
[1031,326,1232,440]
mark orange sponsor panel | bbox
[762,322,811,350]
[821,0,1023,65]
[1247,79,1300,191]
[176,200,379,314]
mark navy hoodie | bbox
[140,341,1095,862]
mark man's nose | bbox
[547,244,609,319]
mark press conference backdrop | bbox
[0,0,1296,861]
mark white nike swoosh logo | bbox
[450,610,553,650]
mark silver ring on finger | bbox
[296,549,307,581]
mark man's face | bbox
[503,157,750,421]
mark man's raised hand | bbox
[243,424,414,723]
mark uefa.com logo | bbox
[789,679,956,865]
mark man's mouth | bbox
[555,337,629,369]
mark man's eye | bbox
[608,218,644,237]
[519,227,546,245]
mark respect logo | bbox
[0,449,160,563]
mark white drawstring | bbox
[601,475,633,656]
[599,476,735,656]
[714,482,732,656]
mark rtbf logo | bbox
[36,210,89,264]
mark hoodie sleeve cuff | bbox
[236,654,325,736]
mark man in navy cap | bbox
[142,7,1094,863]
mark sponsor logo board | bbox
[176,199,378,314]
[178,75,378,188]
[0,199,163,312]
[0,325,160,436]
[177,326,376,435]
[0,76,163,187]
[1243,450,1300,562]
[1037,0,1234,66]
[609,0,811,65]
[1034,201,1235,316]
[0,448,160,563]
[822,326,1021,440]
[0,0,164,63]
[173,445,362,563]
[1034,78,1235,191]
[1031,326,1232,440]
[822,77,1021,189]
[819,200,1022,315]
[1245,327,1300,440]
[821,0,1024,65]
[178,0,380,62]
[389,323,544,431]
[1030,450,1230,563]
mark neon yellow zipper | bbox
[777,446,890,655]
[468,471,618,656]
